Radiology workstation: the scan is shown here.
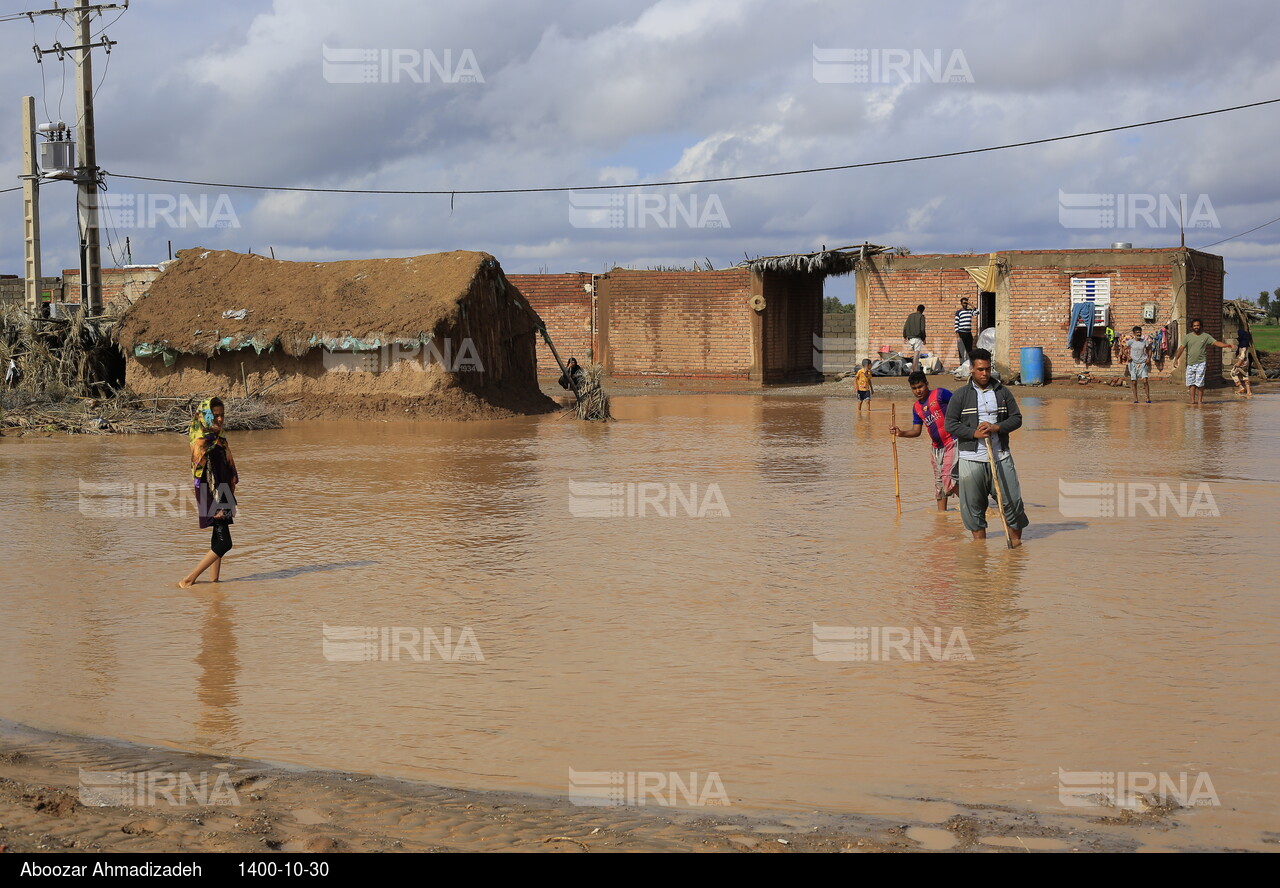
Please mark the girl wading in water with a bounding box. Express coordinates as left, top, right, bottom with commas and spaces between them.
179, 397, 239, 588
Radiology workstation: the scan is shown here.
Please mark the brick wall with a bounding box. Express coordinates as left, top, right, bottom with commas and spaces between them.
858, 249, 1221, 381
819, 311, 857, 374
507, 273, 593, 377
860, 259, 976, 366
63, 266, 162, 312
596, 268, 754, 378
1184, 250, 1227, 380
0, 276, 66, 307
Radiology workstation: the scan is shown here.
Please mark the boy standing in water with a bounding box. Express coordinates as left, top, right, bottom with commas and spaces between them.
890, 371, 958, 512
1127, 325, 1153, 403
855, 359, 874, 413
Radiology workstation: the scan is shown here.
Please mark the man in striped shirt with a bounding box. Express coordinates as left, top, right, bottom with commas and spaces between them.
954, 297, 976, 362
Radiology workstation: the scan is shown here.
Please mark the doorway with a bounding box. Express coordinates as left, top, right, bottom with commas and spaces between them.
979, 291, 996, 337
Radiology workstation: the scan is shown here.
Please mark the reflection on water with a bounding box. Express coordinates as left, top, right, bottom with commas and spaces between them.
1, 392, 1277, 847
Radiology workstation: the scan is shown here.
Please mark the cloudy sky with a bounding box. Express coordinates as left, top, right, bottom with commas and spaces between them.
2, 0, 1278, 302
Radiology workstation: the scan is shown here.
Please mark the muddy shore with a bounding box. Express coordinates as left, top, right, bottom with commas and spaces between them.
541, 373, 1270, 404
0, 721, 1231, 853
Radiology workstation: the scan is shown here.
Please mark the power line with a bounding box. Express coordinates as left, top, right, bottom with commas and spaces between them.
107, 96, 1280, 196
1197, 215, 1280, 249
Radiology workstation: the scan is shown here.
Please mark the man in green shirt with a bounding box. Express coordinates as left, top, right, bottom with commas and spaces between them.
1172, 318, 1235, 407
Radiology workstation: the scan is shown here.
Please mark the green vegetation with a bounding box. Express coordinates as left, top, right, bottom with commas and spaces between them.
823, 296, 855, 313
1250, 324, 1280, 352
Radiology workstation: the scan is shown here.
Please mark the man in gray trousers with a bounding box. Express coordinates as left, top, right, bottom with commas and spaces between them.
943, 348, 1030, 547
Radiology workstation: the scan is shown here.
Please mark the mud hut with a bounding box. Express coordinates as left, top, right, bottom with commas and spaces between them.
115, 249, 557, 419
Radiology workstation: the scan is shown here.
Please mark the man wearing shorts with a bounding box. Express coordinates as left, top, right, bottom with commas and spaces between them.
1127, 325, 1152, 403
890, 371, 957, 512
1172, 318, 1234, 407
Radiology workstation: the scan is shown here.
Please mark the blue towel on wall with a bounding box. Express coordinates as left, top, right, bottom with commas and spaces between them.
1068, 302, 1095, 344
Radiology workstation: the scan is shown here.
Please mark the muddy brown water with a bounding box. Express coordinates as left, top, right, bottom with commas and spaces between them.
2, 392, 1277, 849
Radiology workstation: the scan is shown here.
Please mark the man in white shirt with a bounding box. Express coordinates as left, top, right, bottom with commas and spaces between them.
943, 349, 1030, 547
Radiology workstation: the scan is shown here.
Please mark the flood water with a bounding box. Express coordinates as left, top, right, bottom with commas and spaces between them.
2, 391, 1277, 848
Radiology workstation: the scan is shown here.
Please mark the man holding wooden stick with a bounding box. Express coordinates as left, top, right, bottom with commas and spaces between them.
944, 349, 1029, 547
889, 371, 958, 512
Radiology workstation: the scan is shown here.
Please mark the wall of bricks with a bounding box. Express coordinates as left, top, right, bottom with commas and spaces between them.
506, 273, 594, 377
597, 268, 754, 378
0, 275, 60, 306
820, 311, 857, 374
858, 249, 1223, 381
63, 266, 163, 312
859, 259, 977, 367
1184, 251, 1227, 379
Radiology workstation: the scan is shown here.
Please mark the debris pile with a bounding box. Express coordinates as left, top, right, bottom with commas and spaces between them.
0, 392, 282, 437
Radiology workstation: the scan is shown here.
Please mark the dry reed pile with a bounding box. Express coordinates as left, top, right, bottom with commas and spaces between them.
572, 362, 612, 422
1, 392, 282, 436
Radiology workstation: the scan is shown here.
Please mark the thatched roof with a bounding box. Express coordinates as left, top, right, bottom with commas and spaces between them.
1224, 298, 1266, 324
740, 243, 893, 276
117, 248, 518, 358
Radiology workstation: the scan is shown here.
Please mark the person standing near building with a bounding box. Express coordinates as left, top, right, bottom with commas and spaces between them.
944, 349, 1029, 547
954, 297, 976, 363
1171, 318, 1235, 407
1126, 325, 1153, 404
903, 304, 927, 372
854, 358, 874, 413
889, 371, 958, 512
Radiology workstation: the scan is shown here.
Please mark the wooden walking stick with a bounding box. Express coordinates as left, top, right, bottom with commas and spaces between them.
985, 435, 1015, 549
890, 403, 901, 515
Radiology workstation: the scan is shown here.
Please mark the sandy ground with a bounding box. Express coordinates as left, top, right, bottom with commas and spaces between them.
0, 721, 1238, 854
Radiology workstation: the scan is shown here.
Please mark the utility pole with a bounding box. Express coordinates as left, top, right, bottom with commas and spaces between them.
21, 96, 41, 313
24, 0, 127, 316
74, 0, 103, 315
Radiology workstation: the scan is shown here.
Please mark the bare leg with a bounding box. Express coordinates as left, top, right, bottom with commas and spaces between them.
1131, 380, 1139, 402
1009, 528, 1023, 549
971, 528, 987, 540
937, 494, 948, 512
209, 555, 223, 582
1143, 378, 1150, 402
179, 551, 219, 588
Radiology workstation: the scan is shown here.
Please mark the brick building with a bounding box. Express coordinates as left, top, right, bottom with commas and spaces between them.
506, 273, 594, 375
513, 248, 879, 383
855, 248, 1224, 381
63, 266, 164, 312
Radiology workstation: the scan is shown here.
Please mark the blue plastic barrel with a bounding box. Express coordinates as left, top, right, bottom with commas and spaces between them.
1020, 346, 1045, 385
